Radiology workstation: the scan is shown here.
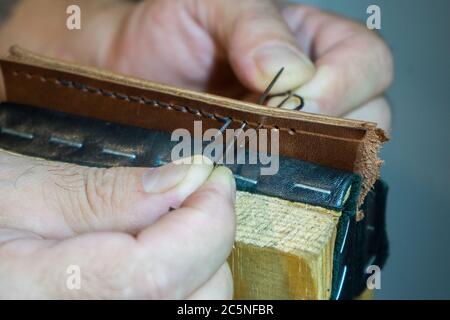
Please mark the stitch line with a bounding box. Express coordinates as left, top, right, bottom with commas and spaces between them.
49, 136, 83, 148
0, 127, 34, 139
12, 71, 299, 134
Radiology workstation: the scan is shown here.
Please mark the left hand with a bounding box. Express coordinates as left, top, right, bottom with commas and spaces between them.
0, 0, 393, 131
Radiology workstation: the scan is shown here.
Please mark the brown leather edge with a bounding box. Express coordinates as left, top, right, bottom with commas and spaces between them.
0, 46, 388, 203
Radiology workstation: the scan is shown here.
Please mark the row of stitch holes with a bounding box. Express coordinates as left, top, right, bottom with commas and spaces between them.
11, 71, 299, 135
269, 125, 295, 136
271, 125, 296, 135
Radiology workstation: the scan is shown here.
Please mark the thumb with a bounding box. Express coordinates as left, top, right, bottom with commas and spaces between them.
0, 151, 213, 238
202, 0, 315, 93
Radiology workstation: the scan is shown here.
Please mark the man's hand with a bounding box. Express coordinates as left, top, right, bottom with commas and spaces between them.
0, 153, 235, 299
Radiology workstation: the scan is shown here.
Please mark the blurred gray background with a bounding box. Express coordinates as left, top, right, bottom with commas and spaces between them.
292, 0, 450, 299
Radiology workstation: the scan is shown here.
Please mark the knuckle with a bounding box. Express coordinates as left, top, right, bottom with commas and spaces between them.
82, 167, 136, 218
51, 165, 138, 232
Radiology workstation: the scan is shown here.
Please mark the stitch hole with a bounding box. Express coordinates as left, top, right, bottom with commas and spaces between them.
269, 125, 280, 132
140, 97, 151, 105
161, 102, 173, 110
101, 89, 115, 98
187, 107, 201, 117
199, 110, 214, 119
129, 96, 142, 103
86, 86, 99, 94
204, 112, 215, 120
58, 79, 72, 87
149, 100, 159, 107
72, 82, 85, 90
115, 93, 130, 101
172, 105, 187, 113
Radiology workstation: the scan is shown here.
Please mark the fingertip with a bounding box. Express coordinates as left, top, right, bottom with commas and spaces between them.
205, 166, 236, 205
170, 155, 214, 199
295, 66, 339, 115
140, 155, 214, 217
180, 166, 236, 242
252, 43, 315, 93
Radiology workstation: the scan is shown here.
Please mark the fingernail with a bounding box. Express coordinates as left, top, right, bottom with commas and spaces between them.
142, 155, 213, 194
253, 44, 314, 92
143, 162, 190, 194
207, 167, 236, 205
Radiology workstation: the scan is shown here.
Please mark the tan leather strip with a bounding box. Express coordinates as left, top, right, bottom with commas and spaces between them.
0, 47, 387, 200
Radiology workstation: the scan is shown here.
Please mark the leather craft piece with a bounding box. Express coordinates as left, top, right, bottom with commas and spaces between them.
0, 46, 388, 204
